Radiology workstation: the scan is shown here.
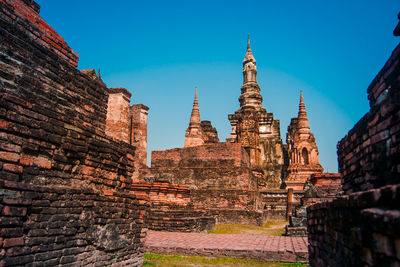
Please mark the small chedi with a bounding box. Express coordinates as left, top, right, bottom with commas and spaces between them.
184, 87, 206, 147
285, 91, 323, 190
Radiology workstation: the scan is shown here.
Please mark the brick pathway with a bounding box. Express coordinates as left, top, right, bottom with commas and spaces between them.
144, 231, 309, 262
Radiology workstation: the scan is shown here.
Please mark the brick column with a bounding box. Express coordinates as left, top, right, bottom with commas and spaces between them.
130, 104, 149, 166
105, 88, 132, 143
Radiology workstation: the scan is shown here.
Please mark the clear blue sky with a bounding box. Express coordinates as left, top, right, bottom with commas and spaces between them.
37, 0, 399, 172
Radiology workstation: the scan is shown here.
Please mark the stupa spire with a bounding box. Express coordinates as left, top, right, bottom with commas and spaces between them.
184, 87, 204, 147
189, 86, 201, 125
297, 90, 310, 133
243, 34, 256, 63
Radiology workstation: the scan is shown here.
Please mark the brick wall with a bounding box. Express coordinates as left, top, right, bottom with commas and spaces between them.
0, 0, 147, 265
0, 180, 147, 266
307, 18, 400, 266
132, 182, 215, 232
308, 173, 342, 198
151, 143, 266, 225
152, 142, 250, 169
337, 41, 400, 194
308, 184, 400, 266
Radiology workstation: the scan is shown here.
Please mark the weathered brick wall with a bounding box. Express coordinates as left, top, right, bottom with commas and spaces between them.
308, 19, 400, 266
261, 190, 304, 221
337, 42, 400, 194
308, 173, 342, 198
151, 143, 266, 225
151, 143, 256, 189
308, 184, 400, 266
0, 180, 147, 266
152, 142, 250, 169
132, 182, 215, 232
190, 189, 265, 225
0, 0, 147, 265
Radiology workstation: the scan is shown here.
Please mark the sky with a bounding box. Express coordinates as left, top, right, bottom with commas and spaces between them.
36, 0, 399, 172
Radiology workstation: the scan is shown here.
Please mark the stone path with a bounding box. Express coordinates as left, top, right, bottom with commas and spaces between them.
144, 231, 309, 263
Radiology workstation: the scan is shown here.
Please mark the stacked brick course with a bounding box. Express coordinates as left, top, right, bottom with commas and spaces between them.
0, 0, 147, 265
151, 143, 266, 225
0, 180, 147, 266
132, 181, 215, 232
307, 17, 400, 266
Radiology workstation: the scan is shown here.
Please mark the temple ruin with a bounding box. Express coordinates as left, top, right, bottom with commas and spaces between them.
285, 91, 324, 190
2, 0, 398, 266
150, 34, 334, 227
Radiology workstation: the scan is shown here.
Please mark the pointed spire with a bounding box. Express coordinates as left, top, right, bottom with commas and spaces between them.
184, 87, 204, 147
297, 90, 310, 133
243, 34, 256, 63
299, 90, 305, 114
189, 86, 201, 125
97, 67, 101, 79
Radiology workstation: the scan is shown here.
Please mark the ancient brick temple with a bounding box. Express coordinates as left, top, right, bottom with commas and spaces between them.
307, 15, 400, 266
285, 91, 323, 190
150, 36, 335, 225
227, 36, 285, 189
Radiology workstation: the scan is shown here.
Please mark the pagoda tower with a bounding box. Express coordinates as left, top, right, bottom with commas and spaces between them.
184, 87, 205, 147
285, 91, 323, 190
227, 35, 285, 189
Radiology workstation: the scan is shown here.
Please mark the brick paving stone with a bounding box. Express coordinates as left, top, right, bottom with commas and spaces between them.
144, 231, 309, 263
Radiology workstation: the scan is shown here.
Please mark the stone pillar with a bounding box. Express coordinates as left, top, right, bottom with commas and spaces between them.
106, 88, 131, 143
130, 104, 149, 167
286, 188, 294, 220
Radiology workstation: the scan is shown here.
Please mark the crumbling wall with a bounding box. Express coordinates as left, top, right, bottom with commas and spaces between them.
260, 189, 303, 221
307, 19, 400, 266
308, 184, 400, 266
132, 182, 215, 232
286, 173, 341, 237
200, 120, 219, 144
0, 0, 147, 265
151, 143, 266, 225
337, 41, 400, 194
0, 180, 147, 266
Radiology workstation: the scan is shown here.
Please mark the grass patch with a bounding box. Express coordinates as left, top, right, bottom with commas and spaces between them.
144, 253, 308, 267
208, 221, 287, 236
